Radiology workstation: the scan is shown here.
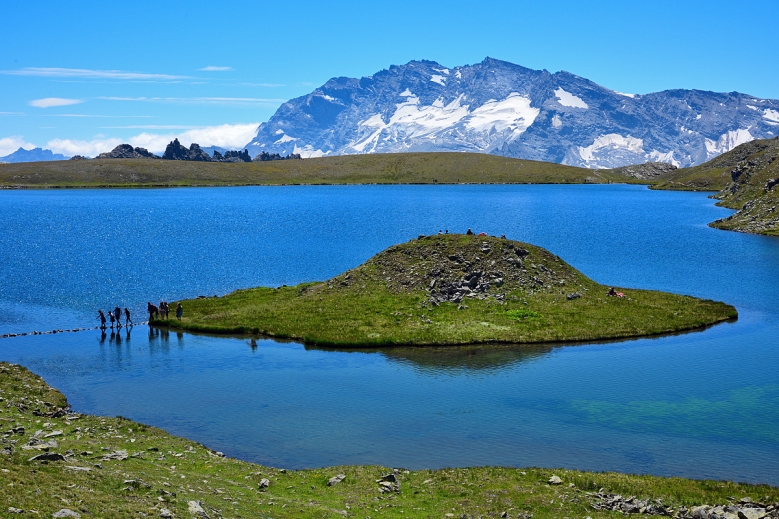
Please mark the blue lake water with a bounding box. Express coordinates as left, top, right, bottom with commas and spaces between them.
1, 185, 778, 485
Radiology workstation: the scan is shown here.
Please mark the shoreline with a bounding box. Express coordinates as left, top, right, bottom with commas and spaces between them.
1, 361, 777, 518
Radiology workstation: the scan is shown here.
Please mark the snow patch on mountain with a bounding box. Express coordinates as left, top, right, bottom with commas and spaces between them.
764, 109, 779, 123
293, 144, 326, 158
275, 134, 297, 144
551, 114, 563, 128
555, 88, 588, 109
705, 129, 754, 158
578, 134, 643, 163
615, 91, 636, 98
431, 75, 447, 86
465, 93, 539, 138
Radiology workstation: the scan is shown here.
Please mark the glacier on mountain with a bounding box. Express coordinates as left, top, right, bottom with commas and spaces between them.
244, 57, 779, 168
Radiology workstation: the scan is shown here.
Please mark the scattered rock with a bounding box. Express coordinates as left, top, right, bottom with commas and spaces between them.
28, 452, 66, 462
101, 449, 128, 460
52, 510, 80, 518
327, 474, 346, 486
376, 473, 400, 493
8, 507, 24, 514
258, 478, 270, 490
187, 501, 209, 519
548, 475, 562, 485
159, 509, 174, 518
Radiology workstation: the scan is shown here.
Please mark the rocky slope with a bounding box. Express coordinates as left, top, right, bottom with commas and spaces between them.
245, 57, 779, 168
708, 137, 779, 235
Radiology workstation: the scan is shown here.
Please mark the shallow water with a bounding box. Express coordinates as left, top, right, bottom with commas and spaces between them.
1, 185, 777, 484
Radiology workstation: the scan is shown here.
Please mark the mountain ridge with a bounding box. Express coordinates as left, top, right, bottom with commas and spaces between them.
245, 57, 779, 168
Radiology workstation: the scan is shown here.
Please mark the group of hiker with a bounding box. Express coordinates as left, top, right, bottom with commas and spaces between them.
97, 301, 183, 330
147, 301, 183, 321
97, 307, 132, 330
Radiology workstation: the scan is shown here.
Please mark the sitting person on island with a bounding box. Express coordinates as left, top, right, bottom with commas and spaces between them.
607, 287, 626, 298
466, 228, 474, 235
176, 302, 183, 320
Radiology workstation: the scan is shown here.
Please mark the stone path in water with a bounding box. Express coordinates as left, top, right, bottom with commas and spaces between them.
1, 323, 151, 339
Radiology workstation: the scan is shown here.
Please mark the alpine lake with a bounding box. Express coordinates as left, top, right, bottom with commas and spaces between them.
1, 184, 777, 485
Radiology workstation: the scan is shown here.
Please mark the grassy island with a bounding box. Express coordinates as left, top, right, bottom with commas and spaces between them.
158, 234, 736, 346
2, 363, 777, 519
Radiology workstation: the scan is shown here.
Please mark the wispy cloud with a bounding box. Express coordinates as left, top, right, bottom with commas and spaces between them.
3, 67, 190, 81
46, 123, 260, 157
49, 114, 154, 118
30, 97, 83, 108
0, 111, 25, 116
199, 66, 233, 71
0, 136, 37, 156
240, 82, 285, 87
99, 125, 200, 130
99, 96, 285, 105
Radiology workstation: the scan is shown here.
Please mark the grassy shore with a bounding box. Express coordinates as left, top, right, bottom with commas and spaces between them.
2, 362, 777, 519
0, 152, 642, 188
158, 235, 736, 346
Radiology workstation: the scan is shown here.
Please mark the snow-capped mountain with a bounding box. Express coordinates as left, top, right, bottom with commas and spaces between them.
245, 57, 779, 168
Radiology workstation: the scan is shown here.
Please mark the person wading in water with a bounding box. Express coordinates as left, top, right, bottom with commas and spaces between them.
124, 307, 132, 326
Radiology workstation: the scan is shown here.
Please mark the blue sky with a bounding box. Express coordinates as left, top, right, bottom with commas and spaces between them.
1, 0, 777, 156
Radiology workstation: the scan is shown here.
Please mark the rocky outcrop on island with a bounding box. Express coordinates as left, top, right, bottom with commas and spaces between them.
212, 149, 252, 162
97, 144, 159, 159
69, 155, 90, 161
327, 234, 591, 308
161, 139, 211, 161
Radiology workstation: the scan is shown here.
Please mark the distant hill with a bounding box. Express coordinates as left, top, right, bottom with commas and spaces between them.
245, 57, 779, 169
0, 147, 67, 163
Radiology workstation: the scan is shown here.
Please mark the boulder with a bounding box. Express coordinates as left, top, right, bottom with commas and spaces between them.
548, 475, 562, 485
52, 510, 80, 518
328, 474, 346, 486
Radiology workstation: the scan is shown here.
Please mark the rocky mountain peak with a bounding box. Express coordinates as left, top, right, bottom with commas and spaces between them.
244, 58, 779, 169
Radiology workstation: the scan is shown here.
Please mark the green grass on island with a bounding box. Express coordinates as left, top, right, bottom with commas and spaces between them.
0, 152, 643, 188
2, 363, 778, 519
158, 234, 736, 346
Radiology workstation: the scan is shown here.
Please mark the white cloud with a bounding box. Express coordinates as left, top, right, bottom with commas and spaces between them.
47, 137, 123, 157
0, 136, 36, 156
30, 97, 84, 108
45, 123, 260, 157
199, 66, 233, 71
3, 67, 189, 81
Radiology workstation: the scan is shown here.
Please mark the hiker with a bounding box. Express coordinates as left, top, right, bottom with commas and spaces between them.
97, 310, 107, 329
124, 307, 132, 326
160, 301, 169, 320
176, 302, 183, 320
113, 307, 122, 329
147, 302, 159, 321
466, 228, 474, 235
108, 310, 115, 329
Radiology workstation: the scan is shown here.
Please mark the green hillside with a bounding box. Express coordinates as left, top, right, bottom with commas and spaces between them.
0, 152, 646, 188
